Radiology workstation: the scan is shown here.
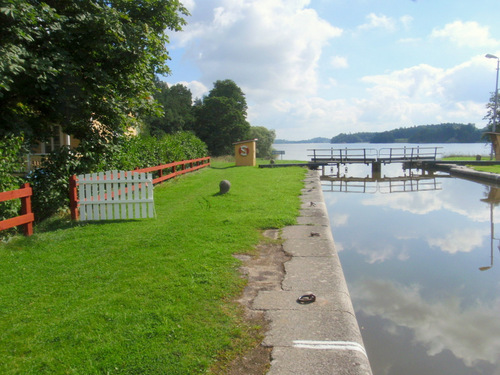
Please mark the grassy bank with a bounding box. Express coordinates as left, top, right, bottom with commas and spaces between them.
442, 155, 500, 174
468, 165, 500, 173
0, 161, 306, 374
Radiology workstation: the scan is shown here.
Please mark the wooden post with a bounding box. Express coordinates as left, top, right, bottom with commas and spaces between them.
372, 161, 382, 178
69, 175, 79, 221
20, 183, 33, 236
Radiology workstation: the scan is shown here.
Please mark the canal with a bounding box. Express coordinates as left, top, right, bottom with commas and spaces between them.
274, 143, 500, 375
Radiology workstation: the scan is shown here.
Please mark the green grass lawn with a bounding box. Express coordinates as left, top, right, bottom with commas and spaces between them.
469, 165, 500, 173
0, 161, 306, 374
441, 156, 489, 161
442, 155, 500, 174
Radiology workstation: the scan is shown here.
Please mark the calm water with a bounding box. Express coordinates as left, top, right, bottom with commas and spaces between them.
275, 143, 500, 375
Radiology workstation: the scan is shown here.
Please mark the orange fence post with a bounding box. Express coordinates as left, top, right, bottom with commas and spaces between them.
0, 183, 34, 236
20, 183, 33, 236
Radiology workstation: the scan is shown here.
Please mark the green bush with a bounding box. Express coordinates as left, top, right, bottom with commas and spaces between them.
0, 134, 27, 239
110, 131, 208, 170
26, 132, 208, 222
26, 147, 81, 222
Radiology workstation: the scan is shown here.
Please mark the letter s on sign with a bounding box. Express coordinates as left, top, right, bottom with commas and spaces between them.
239, 145, 249, 156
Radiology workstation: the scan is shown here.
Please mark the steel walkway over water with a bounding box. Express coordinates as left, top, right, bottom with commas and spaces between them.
308, 146, 441, 175
309, 146, 441, 164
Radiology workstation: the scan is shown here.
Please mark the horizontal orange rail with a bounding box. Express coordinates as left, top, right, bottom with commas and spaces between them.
0, 183, 34, 236
133, 157, 211, 185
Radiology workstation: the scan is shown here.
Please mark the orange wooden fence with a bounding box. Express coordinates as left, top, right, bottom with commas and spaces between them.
69, 157, 210, 220
0, 183, 34, 236
133, 157, 211, 184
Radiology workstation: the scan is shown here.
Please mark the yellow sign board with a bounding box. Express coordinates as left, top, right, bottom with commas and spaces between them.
233, 139, 257, 166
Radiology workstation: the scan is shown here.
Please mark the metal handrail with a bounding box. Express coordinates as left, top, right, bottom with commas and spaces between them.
309, 147, 441, 163
378, 147, 442, 162
308, 148, 378, 163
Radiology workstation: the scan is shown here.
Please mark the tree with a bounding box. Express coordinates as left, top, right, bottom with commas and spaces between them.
193, 80, 250, 156
484, 92, 500, 133
207, 79, 248, 116
0, 0, 189, 142
371, 131, 395, 143
194, 97, 250, 156
248, 126, 276, 159
147, 80, 195, 136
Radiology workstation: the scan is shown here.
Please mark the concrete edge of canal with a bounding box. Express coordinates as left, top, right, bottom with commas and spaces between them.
430, 163, 500, 185
254, 169, 373, 375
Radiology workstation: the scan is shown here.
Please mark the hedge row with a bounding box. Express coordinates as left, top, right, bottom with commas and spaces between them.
0, 135, 27, 239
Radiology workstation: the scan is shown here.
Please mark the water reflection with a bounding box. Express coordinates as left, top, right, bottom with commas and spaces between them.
322, 172, 443, 194
322, 165, 500, 375
480, 188, 500, 271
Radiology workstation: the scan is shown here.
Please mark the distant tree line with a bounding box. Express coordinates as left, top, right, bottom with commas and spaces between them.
330, 123, 486, 144
274, 137, 331, 144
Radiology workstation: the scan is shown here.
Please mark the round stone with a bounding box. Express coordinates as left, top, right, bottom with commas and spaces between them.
219, 180, 231, 194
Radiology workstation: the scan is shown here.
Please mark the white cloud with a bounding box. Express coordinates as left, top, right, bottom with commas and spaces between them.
358, 244, 396, 264
334, 242, 344, 252
248, 96, 362, 137
363, 190, 445, 215
431, 21, 500, 48
330, 56, 349, 69
400, 15, 413, 30
169, 80, 209, 100
362, 183, 490, 221
181, 0, 196, 12
361, 64, 445, 101
352, 279, 500, 367
353, 56, 494, 131
331, 212, 348, 227
359, 13, 396, 32
173, 0, 342, 100
427, 227, 489, 254
251, 52, 492, 139
166, 2, 499, 140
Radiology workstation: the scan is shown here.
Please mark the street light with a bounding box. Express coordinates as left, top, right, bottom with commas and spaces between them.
486, 54, 499, 132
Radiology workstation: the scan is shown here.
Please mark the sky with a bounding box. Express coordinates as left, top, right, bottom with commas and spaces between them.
163, 0, 500, 141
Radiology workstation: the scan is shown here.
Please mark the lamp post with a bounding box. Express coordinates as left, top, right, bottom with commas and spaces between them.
486, 54, 499, 132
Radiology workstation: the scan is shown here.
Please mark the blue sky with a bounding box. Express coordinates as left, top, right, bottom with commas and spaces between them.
163, 0, 500, 140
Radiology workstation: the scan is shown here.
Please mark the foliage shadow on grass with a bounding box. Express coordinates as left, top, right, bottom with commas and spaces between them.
210, 165, 239, 170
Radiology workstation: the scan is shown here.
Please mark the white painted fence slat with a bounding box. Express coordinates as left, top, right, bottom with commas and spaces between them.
134, 172, 140, 218
147, 180, 154, 218
120, 172, 127, 220
99, 171, 106, 220
112, 170, 120, 219
106, 170, 113, 219
141, 175, 147, 218
76, 171, 154, 221
125, 174, 134, 217
84, 173, 93, 221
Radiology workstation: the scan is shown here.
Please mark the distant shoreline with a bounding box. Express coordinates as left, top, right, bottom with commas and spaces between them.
276, 123, 486, 145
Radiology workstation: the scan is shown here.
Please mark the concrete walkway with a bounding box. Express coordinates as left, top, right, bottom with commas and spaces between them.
430, 163, 500, 185
254, 169, 373, 375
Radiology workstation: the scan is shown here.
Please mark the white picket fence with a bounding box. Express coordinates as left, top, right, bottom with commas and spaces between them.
76, 170, 155, 221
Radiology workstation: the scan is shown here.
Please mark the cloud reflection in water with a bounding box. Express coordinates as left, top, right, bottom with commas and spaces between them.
352, 279, 500, 368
